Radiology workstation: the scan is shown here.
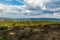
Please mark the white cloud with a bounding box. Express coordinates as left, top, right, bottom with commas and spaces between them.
53, 12, 60, 17
0, 0, 60, 18
24, 0, 51, 10
0, 4, 26, 18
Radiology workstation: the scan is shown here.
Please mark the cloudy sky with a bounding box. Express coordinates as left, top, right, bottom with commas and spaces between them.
0, 0, 60, 18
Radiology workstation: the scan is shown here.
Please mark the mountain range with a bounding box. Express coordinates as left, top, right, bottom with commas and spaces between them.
0, 17, 60, 21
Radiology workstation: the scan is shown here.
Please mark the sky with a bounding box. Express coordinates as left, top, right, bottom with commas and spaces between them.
0, 0, 60, 18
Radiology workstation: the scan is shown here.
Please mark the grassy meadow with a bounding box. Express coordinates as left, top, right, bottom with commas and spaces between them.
0, 19, 60, 40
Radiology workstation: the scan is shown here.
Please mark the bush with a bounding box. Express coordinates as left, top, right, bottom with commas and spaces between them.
0, 26, 8, 30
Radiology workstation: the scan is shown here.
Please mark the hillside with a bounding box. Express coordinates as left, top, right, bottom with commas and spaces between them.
0, 20, 60, 40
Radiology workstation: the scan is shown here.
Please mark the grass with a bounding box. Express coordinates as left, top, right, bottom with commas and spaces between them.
0, 20, 60, 40
0, 20, 60, 28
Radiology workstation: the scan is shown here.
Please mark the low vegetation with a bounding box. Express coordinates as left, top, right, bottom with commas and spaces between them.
0, 19, 60, 40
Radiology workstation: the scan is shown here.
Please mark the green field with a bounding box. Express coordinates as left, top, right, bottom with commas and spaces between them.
0, 20, 60, 40
0, 20, 60, 27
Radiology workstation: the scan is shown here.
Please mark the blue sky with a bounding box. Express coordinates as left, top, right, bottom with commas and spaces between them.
0, 0, 24, 5
0, 0, 60, 18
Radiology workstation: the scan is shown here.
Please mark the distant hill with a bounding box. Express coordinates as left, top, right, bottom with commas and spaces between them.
0, 17, 60, 21
16, 18, 60, 21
